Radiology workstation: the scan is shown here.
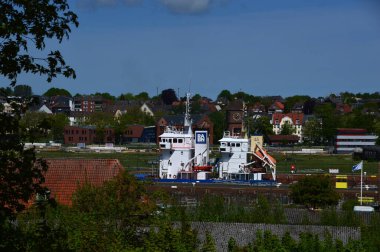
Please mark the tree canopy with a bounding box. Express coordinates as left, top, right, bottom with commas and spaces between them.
0, 0, 78, 223
0, 104, 48, 222
43, 87, 72, 97
290, 175, 340, 209
0, 0, 78, 86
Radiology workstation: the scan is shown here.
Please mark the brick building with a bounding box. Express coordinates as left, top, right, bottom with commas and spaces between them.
64, 125, 115, 145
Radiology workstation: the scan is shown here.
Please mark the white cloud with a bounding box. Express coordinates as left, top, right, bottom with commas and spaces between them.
160, 0, 212, 14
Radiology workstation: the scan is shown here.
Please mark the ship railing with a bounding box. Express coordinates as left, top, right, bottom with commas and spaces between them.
223, 131, 241, 138
164, 126, 184, 134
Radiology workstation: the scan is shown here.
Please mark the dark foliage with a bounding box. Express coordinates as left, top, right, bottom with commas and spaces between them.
0, 0, 79, 86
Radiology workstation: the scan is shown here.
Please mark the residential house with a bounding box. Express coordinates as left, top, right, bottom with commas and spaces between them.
49, 95, 73, 115
291, 102, 304, 114
268, 101, 284, 115
335, 103, 352, 114
38, 104, 53, 114
271, 112, 304, 142
68, 111, 91, 126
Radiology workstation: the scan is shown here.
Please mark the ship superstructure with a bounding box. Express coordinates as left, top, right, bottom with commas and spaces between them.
218, 102, 277, 181
158, 93, 211, 180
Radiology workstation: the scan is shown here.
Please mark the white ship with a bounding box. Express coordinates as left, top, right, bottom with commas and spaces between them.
217, 102, 277, 181
158, 95, 276, 182
217, 131, 276, 181
158, 93, 212, 180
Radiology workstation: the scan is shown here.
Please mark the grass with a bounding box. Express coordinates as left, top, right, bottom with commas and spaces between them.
37, 149, 379, 175
272, 152, 379, 175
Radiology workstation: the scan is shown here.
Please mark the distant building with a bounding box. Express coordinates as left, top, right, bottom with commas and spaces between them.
64, 125, 115, 145
225, 100, 244, 136
334, 128, 378, 154
74, 95, 111, 112
268, 135, 300, 146
268, 101, 284, 115
49, 95, 73, 114
122, 125, 156, 143
271, 113, 304, 142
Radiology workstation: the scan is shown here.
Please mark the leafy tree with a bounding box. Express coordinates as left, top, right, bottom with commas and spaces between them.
0, 104, 48, 223
281, 232, 297, 251
201, 231, 216, 252
290, 175, 340, 209
280, 121, 295, 135
314, 103, 339, 144
13, 84, 32, 97
0, 86, 13, 96
217, 89, 232, 103
19, 111, 52, 142
93, 92, 115, 101
374, 121, 380, 145
135, 91, 150, 101
250, 116, 273, 137
303, 118, 322, 145
284, 95, 310, 113
1, 0, 77, 246
118, 92, 135, 101
161, 89, 178, 105
72, 171, 156, 246
50, 113, 69, 142
1, 0, 78, 86
209, 111, 226, 144
43, 87, 72, 97
227, 237, 237, 252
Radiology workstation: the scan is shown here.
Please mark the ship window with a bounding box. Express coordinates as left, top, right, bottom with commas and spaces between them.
221, 142, 226, 146
231, 143, 235, 147
227, 143, 230, 146
181, 151, 183, 155
236, 143, 241, 147
178, 138, 183, 143
173, 138, 177, 143
169, 139, 172, 143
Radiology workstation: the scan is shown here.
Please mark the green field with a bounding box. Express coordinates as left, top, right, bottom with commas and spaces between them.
272, 152, 379, 175
37, 150, 379, 175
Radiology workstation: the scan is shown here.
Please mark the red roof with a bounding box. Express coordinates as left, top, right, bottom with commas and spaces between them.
272, 112, 304, 125
43, 159, 123, 205
274, 101, 284, 110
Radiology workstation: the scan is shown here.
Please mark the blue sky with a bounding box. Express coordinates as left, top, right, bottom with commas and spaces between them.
2, 0, 380, 99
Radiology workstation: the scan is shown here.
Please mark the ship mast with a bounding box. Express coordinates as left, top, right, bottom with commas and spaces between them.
241, 101, 248, 139
184, 93, 192, 134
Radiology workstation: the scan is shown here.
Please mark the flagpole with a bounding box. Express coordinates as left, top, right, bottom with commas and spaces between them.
360, 160, 363, 206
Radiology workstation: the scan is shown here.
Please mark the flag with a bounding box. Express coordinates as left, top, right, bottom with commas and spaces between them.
352, 161, 363, 172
